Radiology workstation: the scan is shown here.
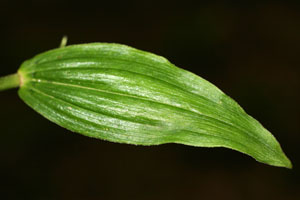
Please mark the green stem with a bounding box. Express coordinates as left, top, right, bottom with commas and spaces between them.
0, 73, 20, 92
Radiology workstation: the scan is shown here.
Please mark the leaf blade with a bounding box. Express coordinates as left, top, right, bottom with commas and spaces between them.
18, 43, 292, 168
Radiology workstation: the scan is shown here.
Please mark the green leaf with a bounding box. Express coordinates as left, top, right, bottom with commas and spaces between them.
14, 43, 291, 168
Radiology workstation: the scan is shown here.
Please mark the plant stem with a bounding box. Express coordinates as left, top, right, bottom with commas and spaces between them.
0, 73, 20, 92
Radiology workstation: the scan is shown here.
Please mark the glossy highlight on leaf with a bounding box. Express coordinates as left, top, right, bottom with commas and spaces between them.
14, 43, 291, 168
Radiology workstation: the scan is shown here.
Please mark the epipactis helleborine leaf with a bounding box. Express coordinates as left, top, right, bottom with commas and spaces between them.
2, 43, 292, 168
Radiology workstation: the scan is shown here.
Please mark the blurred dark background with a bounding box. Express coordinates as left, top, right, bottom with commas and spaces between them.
0, 0, 299, 199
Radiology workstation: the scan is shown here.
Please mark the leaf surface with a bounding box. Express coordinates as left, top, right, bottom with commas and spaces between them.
18, 43, 292, 168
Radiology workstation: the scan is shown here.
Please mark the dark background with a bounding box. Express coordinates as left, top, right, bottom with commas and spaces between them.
0, 0, 299, 199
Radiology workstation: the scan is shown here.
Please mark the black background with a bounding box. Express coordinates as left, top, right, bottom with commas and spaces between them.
0, 0, 299, 199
